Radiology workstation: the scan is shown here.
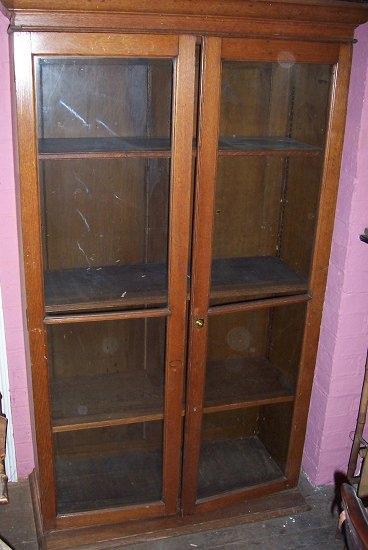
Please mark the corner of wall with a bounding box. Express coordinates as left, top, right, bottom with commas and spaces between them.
0, 12, 35, 479
303, 21, 368, 486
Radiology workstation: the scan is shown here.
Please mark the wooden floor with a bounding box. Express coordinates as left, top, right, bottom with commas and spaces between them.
0, 475, 344, 549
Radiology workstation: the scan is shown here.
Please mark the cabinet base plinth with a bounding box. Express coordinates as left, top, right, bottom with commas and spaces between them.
29, 471, 309, 550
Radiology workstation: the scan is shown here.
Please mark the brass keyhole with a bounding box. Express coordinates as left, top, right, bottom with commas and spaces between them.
195, 318, 205, 328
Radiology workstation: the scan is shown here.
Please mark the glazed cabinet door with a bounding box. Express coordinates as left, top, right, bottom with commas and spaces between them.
13, 32, 196, 529
183, 36, 345, 513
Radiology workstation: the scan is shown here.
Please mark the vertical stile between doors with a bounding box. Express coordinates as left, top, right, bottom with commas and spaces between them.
163, 34, 197, 515
182, 37, 222, 514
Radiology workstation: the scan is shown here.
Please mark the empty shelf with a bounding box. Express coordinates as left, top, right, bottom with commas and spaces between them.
51, 370, 164, 433
44, 256, 308, 314
218, 136, 321, 156
198, 436, 284, 499
55, 425, 163, 514
38, 137, 171, 159
204, 356, 294, 413
52, 356, 294, 434
44, 262, 167, 314
38, 136, 320, 159
210, 256, 308, 305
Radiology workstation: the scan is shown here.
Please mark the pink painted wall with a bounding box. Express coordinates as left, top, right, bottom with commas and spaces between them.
0, 8, 368, 484
0, 12, 34, 478
303, 22, 368, 485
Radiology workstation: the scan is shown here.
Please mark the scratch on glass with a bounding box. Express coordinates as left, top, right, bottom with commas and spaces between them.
76, 209, 91, 231
73, 172, 90, 194
96, 119, 118, 136
76, 241, 92, 266
59, 100, 90, 127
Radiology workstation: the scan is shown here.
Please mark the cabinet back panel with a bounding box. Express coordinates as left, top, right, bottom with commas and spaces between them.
49, 319, 145, 378
214, 157, 284, 259
202, 409, 260, 442
220, 62, 273, 137
268, 302, 307, 388
281, 157, 325, 277
258, 402, 294, 472
289, 64, 332, 148
42, 158, 147, 270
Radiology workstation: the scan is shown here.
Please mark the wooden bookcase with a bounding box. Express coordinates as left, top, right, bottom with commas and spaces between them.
4, 0, 368, 545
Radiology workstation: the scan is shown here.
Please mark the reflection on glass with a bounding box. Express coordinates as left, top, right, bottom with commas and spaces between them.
204, 303, 306, 409
211, 62, 332, 306
55, 421, 163, 513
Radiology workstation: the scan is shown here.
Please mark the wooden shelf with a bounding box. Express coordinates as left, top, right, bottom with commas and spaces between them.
44, 262, 167, 314
210, 256, 307, 305
38, 137, 172, 159
51, 370, 164, 433
38, 136, 320, 160
198, 436, 284, 499
44, 256, 307, 314
204, 357, 294, 414
218, 136, 321, 156
56, 434, 283, 514
51, 356, 294, 433
55, 432, 163, 514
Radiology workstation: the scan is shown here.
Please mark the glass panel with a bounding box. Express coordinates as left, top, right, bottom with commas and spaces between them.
198, 302, 306, 499
204, 303, 306, 409
55, 421, 163, 513
198, 404, 292, 499
40, 158, 170, 313
211, 61, 332, 305
48, 317, 166, 427
36, 58, 173, 313
37, 58, 172, 146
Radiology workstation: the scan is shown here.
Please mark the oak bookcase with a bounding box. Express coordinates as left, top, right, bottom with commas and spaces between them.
3, 0, 368, 546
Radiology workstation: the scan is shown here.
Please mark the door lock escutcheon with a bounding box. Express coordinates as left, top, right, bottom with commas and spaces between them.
195, 318, 205, 328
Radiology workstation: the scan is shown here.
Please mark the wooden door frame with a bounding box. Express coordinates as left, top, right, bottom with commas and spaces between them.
182, 35, 350, 515
12, 30, 196, 530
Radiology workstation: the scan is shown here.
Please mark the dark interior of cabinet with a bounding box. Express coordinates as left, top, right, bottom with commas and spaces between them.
198, 402, 293, 499
36, 55, 330, 512
37, 58, 174, 314
37, 57, 331, 315
48, 303, 306, 432
48, 317, 166, 428
197, 302, 305, 498
49, 302, 305, 510
210, 61, 332, 306
54, 421, 164, 514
